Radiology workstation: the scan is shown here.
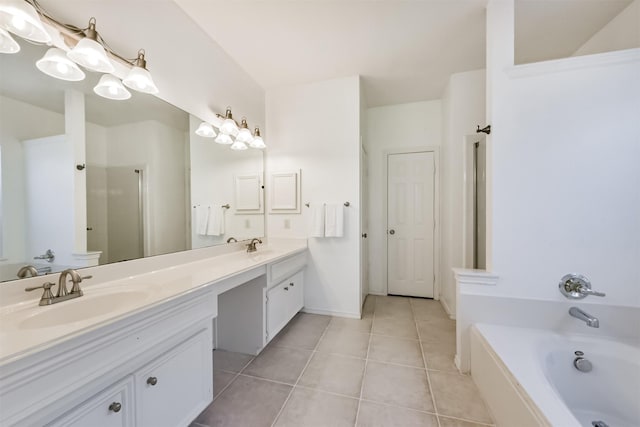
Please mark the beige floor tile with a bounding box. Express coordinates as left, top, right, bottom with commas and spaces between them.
243, 345, 312, 384
368, 335, 424, 368
274, 387, 359, 427
329, 316, 373, 333
213, 370, 236, 398
375, 296, 413, 319
316, 328, 370, 358
410, 298, 449, 320
372, 316, 419, 339
363, 295, 376, 316
362, 361, 434, 412
438, 415, 494, 427
417, 318, 456, 345
357, 400, 438, 427
270, 313, 330, 350
212, 349, 254, 373
196, 375, 291, 427
429, 371, 493, 424
421, 340, 457, 373
298, 353, 366, 397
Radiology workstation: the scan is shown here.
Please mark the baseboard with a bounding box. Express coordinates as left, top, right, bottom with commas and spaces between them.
368, 292, 387, 296
301, 307, 361, 319
454, 354, 463, 373
440, 298, 456, 320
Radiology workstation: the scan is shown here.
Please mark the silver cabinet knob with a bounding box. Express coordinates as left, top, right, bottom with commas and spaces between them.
147, 376, 158, 386
109, 402, 122, 413
389, 229, 395, 235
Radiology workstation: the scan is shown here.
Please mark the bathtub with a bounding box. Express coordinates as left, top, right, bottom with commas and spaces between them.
470, 323, 640, 427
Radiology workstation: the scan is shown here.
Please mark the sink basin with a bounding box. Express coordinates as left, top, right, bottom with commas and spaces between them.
19, 290, 150, 330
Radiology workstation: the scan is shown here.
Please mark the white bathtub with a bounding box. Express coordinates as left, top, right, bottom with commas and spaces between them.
470, 323, 640, 427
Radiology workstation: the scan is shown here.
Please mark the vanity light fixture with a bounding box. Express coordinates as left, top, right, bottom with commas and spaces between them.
220, 107, 239, 136
36, 47, 86, 81
230, 139, 248, 151
0, 0, 51, 43
0, 27, 19, 53
123, 49, 159, 94
67, 17, 114, 73
93, 74, 131, 100
195, 121, 217, 138
250, 127, 266, 149
215, 133, 233, 145
236, 117, 254, 144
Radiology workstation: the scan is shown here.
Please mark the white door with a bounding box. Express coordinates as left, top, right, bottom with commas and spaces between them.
387, 152, 435, 298
360, 144, 369, 307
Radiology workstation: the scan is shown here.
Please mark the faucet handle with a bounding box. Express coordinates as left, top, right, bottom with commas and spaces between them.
70, 275, 92, 294
559, 274, 605, 299
578, 286, 605, 297
25, 282, 56, 302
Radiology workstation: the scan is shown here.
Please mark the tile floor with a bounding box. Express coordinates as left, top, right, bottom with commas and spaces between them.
192, 295, 494, 427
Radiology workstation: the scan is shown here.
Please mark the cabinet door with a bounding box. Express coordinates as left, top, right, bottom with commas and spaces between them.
136, 329, 213, 427
47, 377, 134, 427
267, 271, 304, 341
286, 270, 304, 315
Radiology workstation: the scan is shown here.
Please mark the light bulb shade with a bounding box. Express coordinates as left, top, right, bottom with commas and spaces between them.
250, 136, 266, 149
93, 74, 131, 100
0, 27, 19, 53
230, 140, 248, 151
36, 48, 85, 81
195, 122, 216, 138
236, 127, 254, 144
67, 36, 114, 73
0, 0, 51, 43
123, 65, 159, 94
215, 133, 233, 145
210, 115, 223, 129
220, 118, 238, 135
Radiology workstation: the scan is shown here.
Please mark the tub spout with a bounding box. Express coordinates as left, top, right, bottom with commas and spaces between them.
569, 306, 599, 328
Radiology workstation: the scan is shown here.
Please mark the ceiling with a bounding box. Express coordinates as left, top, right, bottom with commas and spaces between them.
175, 0, 632, 107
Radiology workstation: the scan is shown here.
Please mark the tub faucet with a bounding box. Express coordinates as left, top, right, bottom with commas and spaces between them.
569, 306, 599, 328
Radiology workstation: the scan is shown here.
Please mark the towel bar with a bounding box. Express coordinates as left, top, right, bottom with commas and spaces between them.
305, 202, 350, 207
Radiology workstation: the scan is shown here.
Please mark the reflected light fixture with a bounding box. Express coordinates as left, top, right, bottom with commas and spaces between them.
36, 47, 85, 81
0, 0, 51, 43
123, 49, 158, 94
236, 118, 254, 144
215, 133, 233, 145
93, 74, 131, 100
220, 107, 239, 135
250, 127, 266, 149
195, 122, 216, 138
0, 27, 19, 53
230, 139, 248, 151
67, 17, 114, 73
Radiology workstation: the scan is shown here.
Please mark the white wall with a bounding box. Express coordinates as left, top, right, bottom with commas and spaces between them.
573, 0, 640, 57
485, 0, 640, 307
266, 76, 362, 317
440, 70, 486, 316
364, 101, 442, 296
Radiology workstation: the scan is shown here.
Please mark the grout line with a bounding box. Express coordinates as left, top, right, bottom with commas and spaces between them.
211, 352, 255, 402
354, 295, 375, 427
269, 316, 333, 427
359, 397, 439, 417
437, 414, 496, 426
239, 372, 297, 387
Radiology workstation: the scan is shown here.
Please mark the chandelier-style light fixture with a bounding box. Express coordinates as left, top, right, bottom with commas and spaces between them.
194, 107, 266, 150
0, 0, 159, 101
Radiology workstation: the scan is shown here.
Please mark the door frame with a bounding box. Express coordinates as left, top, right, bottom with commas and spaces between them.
383, 146, 440, 299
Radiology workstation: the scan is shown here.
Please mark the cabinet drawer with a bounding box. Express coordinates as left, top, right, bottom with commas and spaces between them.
135, 329, 213, 427
266, 271, 304, 341
47, 377, 134, 427
268, 252, 306, 285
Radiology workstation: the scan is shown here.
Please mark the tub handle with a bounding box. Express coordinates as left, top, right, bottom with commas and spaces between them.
559, 274, 606, 299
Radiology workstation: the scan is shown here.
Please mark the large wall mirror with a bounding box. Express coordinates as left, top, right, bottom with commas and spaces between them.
0, 39, 264, 283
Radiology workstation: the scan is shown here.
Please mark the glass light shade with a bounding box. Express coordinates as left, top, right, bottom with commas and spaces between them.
236, 127, 254, 144
214, 133, 233, 145
0, 28, 19, 53
93, 74, 131, 100
210, 115, 223, 129
36, 48, 85, 81
0, 0, 51, 43
250, 135, 266, 149
195, 122, 216, 138
123, 65, 159, 94
220, 118, 238, 135
230, 140, 248, 151
67, 37, 114, 73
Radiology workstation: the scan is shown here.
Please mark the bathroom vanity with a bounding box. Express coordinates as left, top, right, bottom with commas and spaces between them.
0, 240, 307, 427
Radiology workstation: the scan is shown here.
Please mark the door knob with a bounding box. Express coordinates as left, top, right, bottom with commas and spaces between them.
362, 233, 367, 238
109, 402, 122, 413
389, 229, 395, 235
147, 376, 158, 386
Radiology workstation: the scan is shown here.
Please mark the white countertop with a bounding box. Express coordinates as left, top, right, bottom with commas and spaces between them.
0, 240, 307, 366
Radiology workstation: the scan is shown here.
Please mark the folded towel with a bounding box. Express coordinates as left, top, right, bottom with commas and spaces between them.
195, 205, 209, 235
324, 204, 344, 237
206, 206, 225, 236
310, 204, 325, 237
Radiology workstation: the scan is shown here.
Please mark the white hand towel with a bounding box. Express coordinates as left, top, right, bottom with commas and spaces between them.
324, 204, 344, 237
310, 204, 325, 237
195, 205, 209, 235
206, 206, 225, 236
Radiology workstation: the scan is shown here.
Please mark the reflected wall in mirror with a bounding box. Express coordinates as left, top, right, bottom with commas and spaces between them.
0, 39, 264, 283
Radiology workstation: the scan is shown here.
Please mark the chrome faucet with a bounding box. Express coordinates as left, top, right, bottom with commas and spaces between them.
17, 265, 39, 279
34, 249, 55, 263
25, 269, 92, 306
246, 238, 263, 253
559, 274, 605, 299
569, 306, 599, 328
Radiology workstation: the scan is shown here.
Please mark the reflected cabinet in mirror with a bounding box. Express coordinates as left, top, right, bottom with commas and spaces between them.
0, 39, 264, 283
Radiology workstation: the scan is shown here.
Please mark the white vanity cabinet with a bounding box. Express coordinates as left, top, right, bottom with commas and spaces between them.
265, 252, 306, 342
